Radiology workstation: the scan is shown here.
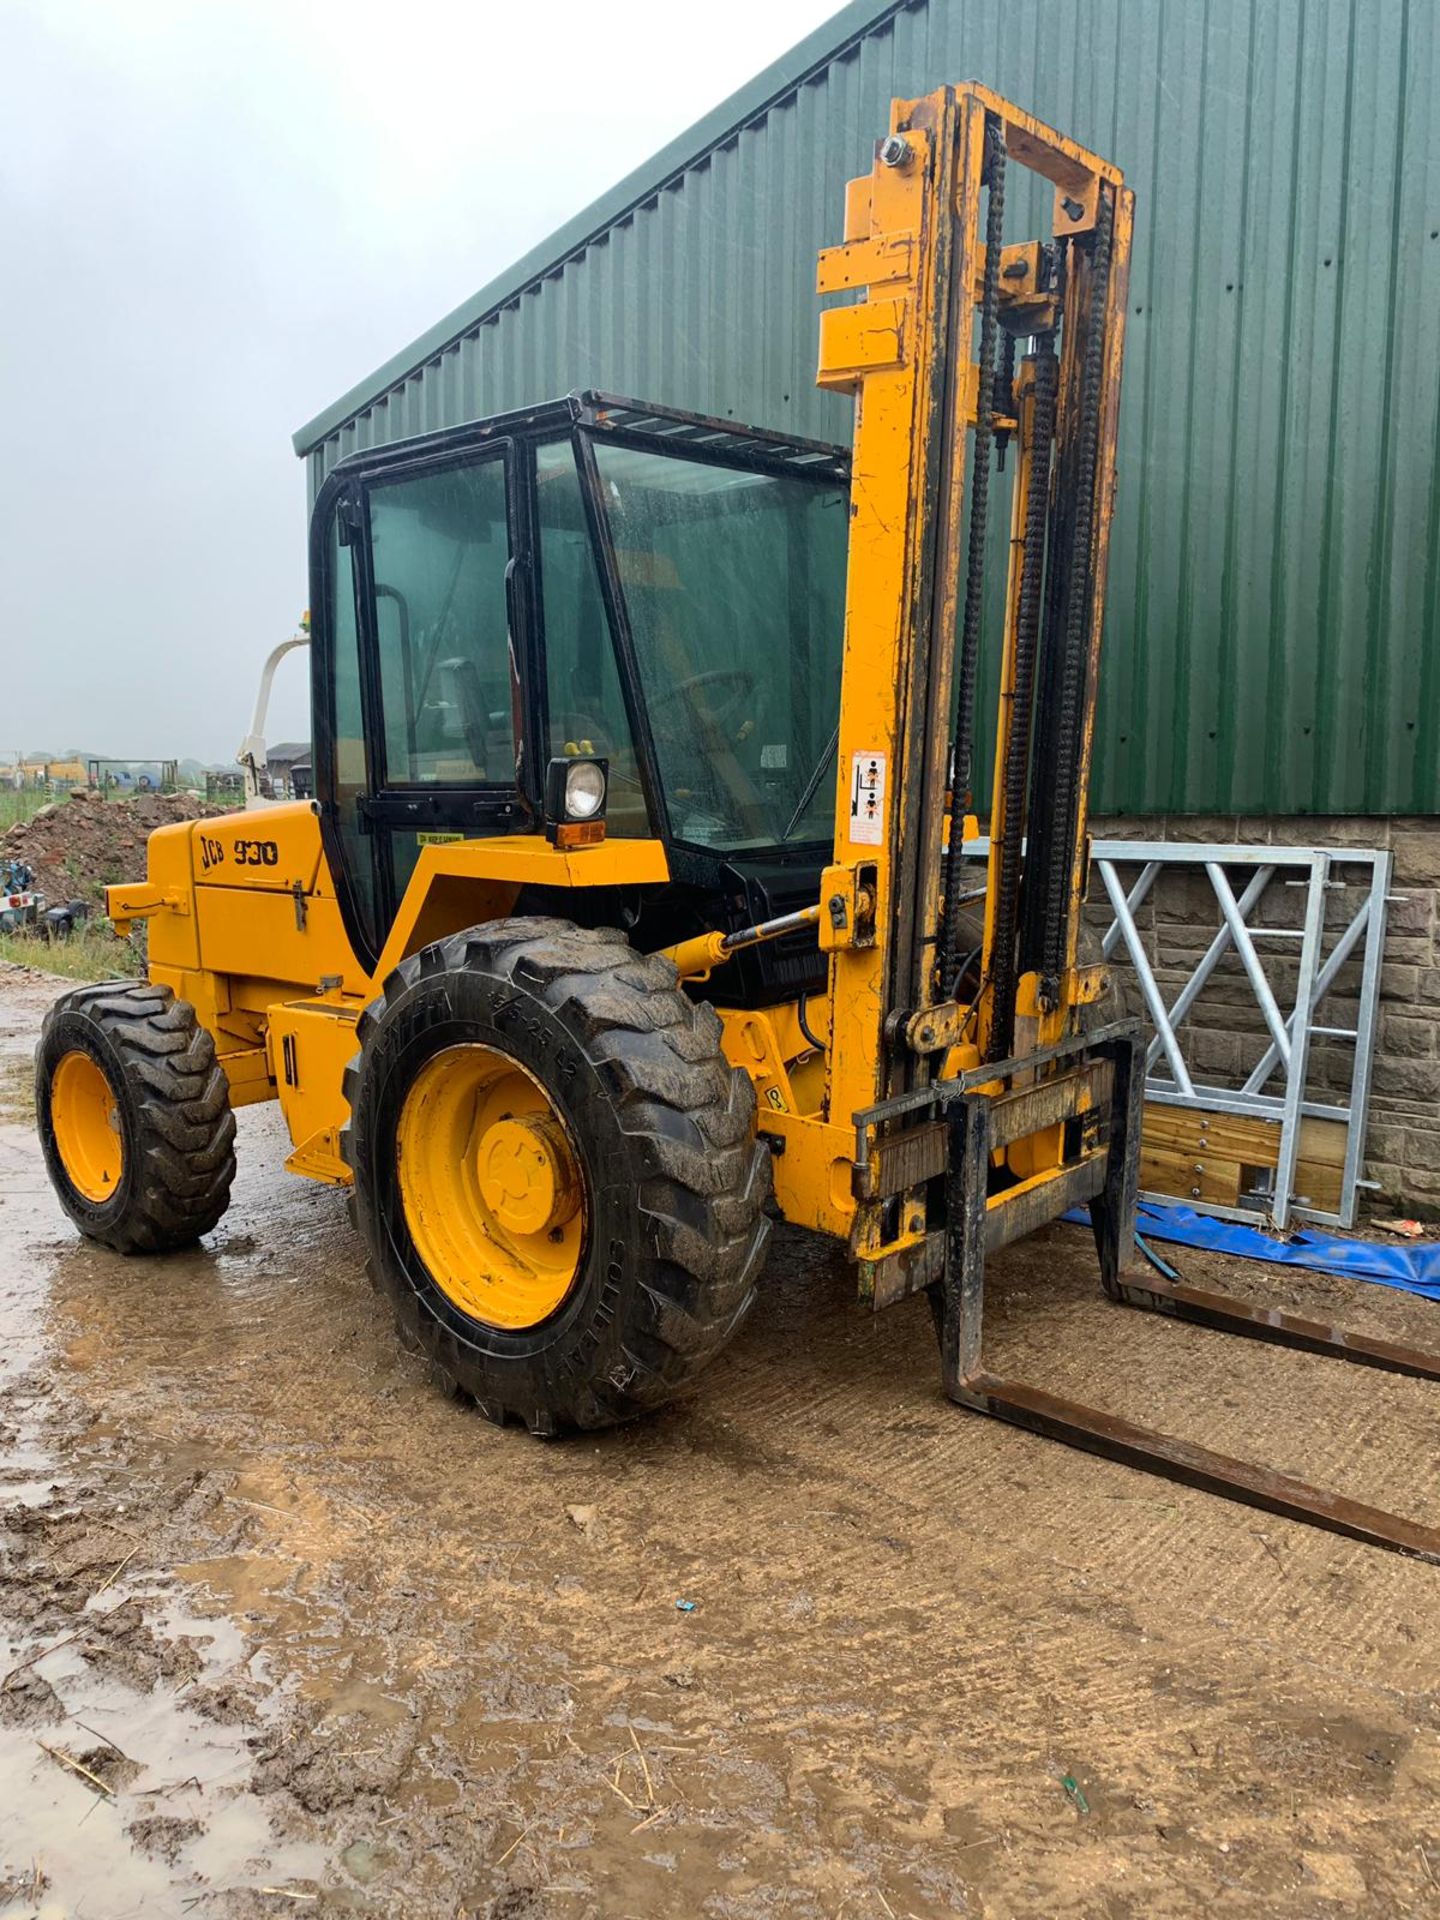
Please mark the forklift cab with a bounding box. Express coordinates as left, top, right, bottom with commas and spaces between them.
309, 395, 850, 1000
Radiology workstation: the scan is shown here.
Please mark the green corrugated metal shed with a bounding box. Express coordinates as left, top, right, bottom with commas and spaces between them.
294, 0, 1440, 817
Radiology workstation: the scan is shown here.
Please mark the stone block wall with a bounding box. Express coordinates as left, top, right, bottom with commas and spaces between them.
1085, 814, 1440, 1218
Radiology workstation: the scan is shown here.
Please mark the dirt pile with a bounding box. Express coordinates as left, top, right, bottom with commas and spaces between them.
2, 790, 225, 907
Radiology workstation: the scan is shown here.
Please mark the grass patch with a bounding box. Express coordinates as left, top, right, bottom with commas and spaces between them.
0, 1054, 35, 1125
0, 922, 142, 982
0, 788, 68, 832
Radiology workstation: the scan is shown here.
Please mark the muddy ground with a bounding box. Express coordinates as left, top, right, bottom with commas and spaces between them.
3, 962, 1440, 1919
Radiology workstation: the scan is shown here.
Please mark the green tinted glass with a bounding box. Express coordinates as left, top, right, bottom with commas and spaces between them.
368, 457, 514, 785
535, 441, 650, 836
328, 516, 376, 944
592, 442, 847, 851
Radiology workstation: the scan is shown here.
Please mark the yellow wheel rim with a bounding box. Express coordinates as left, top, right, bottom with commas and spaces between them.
395, 1043, 587, 1331
51, 1049, 124, 1203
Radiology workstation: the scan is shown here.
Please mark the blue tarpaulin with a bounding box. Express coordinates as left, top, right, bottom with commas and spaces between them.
1066, 1201, 1440, 1302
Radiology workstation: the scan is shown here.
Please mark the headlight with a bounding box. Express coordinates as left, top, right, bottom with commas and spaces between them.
544, 756, 609, 847
564, 760, 607, 820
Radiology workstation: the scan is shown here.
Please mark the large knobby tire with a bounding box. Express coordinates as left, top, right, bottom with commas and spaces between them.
36, 981, 237, 1253
342, 917, 771, 1434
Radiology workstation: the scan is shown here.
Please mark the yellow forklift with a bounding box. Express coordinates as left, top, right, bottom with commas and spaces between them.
35, 86, 1440, 1559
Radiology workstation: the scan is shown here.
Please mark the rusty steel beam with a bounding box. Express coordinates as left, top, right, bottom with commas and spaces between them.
1112, 1275, 1440, 1383
955, 1371, 1440, 1565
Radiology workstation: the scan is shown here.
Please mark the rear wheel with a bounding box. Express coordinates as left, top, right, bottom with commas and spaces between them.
343, 917, 771, 1433
36, 982, 236, 1253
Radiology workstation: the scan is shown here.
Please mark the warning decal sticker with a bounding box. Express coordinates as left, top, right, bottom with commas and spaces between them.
848, 749, 887, 846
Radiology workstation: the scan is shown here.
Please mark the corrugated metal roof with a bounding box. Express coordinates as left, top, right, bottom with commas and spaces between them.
295, 0, 1440, 817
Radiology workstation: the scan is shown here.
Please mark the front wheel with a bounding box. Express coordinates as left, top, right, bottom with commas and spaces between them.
342, 918, 771, 1434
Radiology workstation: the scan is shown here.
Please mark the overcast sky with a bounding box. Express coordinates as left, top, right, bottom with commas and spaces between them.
1, 0, 842, 766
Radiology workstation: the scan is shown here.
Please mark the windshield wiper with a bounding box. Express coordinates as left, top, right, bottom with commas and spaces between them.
781, 724, 838, 842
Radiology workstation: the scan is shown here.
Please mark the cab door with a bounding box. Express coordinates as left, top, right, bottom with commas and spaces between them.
314, 441, 535, 968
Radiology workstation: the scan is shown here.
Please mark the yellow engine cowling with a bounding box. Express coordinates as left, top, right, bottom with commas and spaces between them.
106, 803, 367, 1111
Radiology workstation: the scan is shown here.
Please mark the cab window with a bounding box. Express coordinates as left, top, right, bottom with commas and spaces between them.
535, 440, 650, 836
367, 456, 515, 786
591, 442, 847, 851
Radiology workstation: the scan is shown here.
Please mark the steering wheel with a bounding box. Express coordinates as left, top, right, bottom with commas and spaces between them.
648, 669, 755, 734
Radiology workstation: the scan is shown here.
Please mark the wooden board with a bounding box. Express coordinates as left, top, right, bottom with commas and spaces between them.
1140, 1103, 1348, 1215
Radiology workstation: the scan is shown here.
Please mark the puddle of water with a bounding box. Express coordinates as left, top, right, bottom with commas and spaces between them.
0, 1582, 332, 1916
0, 1074, 336, 1914
0, 1673, 330, 1915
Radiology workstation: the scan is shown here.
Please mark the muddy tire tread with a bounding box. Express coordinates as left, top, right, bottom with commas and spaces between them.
343, 917, 770, 1434
37, 981, 236, 1255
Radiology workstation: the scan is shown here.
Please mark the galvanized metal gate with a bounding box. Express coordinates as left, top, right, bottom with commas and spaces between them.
1092, 840, 1391, 1230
